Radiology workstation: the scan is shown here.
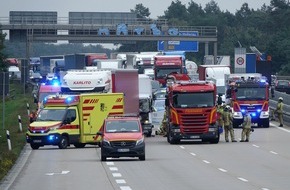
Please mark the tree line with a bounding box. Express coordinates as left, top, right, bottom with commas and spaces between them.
1, 0, 290, 75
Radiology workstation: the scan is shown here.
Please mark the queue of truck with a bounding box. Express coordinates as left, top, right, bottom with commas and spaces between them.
26, 50, 274, 152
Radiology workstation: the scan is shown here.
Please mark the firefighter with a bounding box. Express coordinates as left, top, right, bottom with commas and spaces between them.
275, 97, 284, 127
240, 110, 252, 142
216, 104, 224, 134
157, 110, 167, 136
222, 105, 237, 142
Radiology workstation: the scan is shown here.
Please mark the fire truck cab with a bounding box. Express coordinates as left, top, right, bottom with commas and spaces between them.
165, 74, 219, 144
225, 73, 270, 128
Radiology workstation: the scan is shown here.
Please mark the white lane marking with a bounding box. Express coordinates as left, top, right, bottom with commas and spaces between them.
180, 146, 185, 149
45, 171, 70, 176
190, 153, 196, 156
106, 162, 114, 166
109, 167, 118, 171
270, 151, 278, 155
238, 177, 248, 182
203, 160, 210, 164
262, 188, 270, 190
218, 168, 227, 172
252, 144, 260, 148
116, 179, 126, 184
273, 125, 290, 133
112, 173, 122, 177
120, 186, 132, 190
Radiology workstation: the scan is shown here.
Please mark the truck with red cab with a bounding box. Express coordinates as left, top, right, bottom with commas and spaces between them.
154, 55, 183, 86
225, 73, 271, 128
164, 73, 219, 144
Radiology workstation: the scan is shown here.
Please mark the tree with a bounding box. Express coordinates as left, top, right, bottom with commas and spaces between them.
164, 0, 188, 23
204, 0, 221, 14
130, 3, 150, 18
0, 29, 8, 72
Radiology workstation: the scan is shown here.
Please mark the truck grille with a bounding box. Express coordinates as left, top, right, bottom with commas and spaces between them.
179, 111, 211, 133
111, 141, 136, 148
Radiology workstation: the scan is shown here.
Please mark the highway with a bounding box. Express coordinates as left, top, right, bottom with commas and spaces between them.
3, 120, 290, 190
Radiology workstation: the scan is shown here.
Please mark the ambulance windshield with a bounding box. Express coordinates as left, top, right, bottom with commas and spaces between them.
36, 109, 66, 121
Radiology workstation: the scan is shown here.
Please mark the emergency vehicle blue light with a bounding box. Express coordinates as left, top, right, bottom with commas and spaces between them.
41, 82, 46, 86
260, 79, 266, 83
48, 135, 55, 141
65, 97, 73, 104
257, 109, 261, 113
241, 109, 246, 113
251, 113, 257, 117
53, 81, 60, 86
43, 97, 48, 104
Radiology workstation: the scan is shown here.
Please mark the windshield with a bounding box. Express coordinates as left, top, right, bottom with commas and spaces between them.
36, 109, 67, 121
172, 92, 215, 108
153, 99, 165, 111
105, 120, 140, 133
139, 99, 150, 112
156, 68, 181, 78
235, 87, 267, 100
216, 86, 225, 95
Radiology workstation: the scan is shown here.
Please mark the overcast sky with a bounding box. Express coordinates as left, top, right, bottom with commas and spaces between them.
0, 0, 272, 18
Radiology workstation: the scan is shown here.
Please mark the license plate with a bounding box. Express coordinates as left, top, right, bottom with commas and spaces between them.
117, 149, 129, 152
190, 136, 200, 139
33, 139, 42, 143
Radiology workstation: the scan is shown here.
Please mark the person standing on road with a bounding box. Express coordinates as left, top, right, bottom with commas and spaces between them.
240, 111, 252, 142
275, 97, 284, 127
222, 105, 237, 142
216, 104, 224, 134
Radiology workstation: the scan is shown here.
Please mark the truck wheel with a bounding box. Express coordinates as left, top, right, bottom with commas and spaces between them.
210, 134, 220, 144
139, 155, 146, 161
58, 136, 69, 149
74, 143, 86, 148
233, 122, 239, 128
263, 119, 270, 128
30, 143, 40, 150
167, 132, 179, 144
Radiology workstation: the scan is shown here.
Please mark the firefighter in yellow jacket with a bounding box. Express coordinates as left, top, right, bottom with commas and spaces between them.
222, 106, 237, 142
240, 111, 252, 142
276, 97, 284, 127
217, 104, 224, 129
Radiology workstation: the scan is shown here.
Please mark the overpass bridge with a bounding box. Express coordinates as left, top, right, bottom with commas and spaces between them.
0, 11, 218, 60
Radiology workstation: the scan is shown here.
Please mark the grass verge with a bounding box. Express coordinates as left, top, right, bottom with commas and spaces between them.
0, 81, 35, 181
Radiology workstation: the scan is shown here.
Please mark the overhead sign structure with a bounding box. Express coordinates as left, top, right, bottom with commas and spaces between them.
157, 31, 199, 52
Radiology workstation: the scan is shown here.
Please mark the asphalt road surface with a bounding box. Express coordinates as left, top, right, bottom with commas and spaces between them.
1, 120, 290, 190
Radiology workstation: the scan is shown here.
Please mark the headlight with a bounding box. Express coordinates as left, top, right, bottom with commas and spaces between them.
102, 139, 110, 146
144, 120, 149, 124
172, 129, 180, 132
136, 136, 144, 146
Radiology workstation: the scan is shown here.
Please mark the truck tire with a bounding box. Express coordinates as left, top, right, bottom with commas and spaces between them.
210, 134, 220, 144
263, 119, 270, 128
58, 136, 69, 149
167, 132, 180, 144
74, 143, 86, 148
30, 143, 40, 150
233, 122, 239, 128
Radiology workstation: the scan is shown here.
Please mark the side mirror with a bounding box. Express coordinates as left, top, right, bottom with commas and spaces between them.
97, 131, 103, 136
63, 118, 71, 125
